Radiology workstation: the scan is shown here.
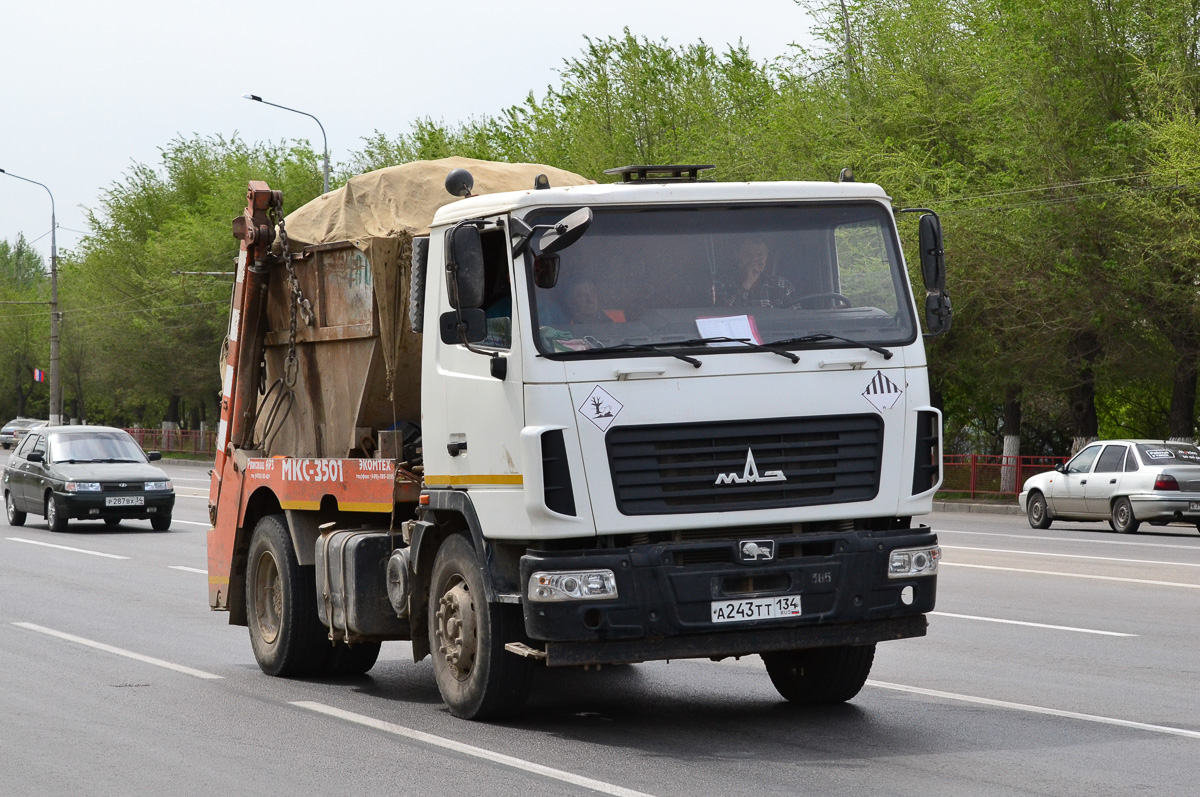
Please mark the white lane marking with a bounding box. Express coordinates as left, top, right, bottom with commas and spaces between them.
7, 537, 129, 559
12, 623, 222, 680
169, 566, 207, 574
938, 528, 1200, 552
292, 701, 657, 797
869, 681, 1200, 740
941, 562, 1200, 589
169, 519, 211, 527
944, 544, 1200, 568
166, 477, 210, 483
930, 611, 1136, 637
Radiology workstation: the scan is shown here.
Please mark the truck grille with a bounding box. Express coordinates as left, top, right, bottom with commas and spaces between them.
606, 415, 883, 515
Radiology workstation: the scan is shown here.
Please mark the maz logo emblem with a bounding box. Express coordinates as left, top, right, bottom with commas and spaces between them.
714, 449, 786, 485
740, 540, 776, 562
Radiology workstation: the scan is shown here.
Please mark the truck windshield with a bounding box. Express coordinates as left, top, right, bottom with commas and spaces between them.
523, 202, 917, 357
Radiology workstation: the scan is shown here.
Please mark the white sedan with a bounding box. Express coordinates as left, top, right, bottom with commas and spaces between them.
1018, 439, 1200, 533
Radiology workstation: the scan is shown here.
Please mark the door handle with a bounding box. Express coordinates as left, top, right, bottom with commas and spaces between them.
1080, 479, 1087, 484
1109, 478, 1117, 484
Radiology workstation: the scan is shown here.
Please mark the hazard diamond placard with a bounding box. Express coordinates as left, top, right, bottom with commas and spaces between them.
862, 370, 903, 411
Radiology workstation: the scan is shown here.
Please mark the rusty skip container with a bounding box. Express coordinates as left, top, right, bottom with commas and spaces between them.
253, 157, 592, 459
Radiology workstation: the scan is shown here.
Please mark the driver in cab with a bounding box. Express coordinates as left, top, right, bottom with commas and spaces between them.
715, 239, 796, 308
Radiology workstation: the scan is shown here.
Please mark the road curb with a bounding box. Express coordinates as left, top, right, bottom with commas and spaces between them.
931, 501, 1023, 516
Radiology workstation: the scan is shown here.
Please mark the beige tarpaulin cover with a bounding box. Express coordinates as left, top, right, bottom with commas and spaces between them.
285, 156, 594, 245
263, 158, 591, 457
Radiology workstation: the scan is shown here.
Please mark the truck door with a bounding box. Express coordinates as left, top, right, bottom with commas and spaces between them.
423, 218, 527, 508
1049, 443, 1101, 516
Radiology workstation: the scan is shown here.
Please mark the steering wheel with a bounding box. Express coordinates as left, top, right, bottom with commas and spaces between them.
785, 292, 852, 310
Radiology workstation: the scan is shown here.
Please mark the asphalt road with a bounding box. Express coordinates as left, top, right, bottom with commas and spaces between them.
2, 452, 1197, 796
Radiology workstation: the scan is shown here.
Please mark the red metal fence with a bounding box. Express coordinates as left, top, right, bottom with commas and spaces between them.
124, 428, 217, 458
940, 454, 1070, 499
118, 428, 1066, 500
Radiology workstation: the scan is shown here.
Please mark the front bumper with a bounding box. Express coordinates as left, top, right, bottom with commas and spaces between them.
58, 491, 175, 520
520, 527, 937, 667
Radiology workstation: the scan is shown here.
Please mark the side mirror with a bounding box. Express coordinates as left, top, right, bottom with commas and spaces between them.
1054, 463, 1066, 474
918, 213, 945, 292
26, 451, 44, 464
440, 309, 487, 345
147, 451, 162, 462
538, 207, 593, 254
533, 253, 560, 289
925, 292, 952, 335
446, 225, 485, 309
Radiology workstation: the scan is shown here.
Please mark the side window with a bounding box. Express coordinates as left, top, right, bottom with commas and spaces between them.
1094, 445, 1127, 473
479, 227, 512, 350
1124, 449, 1140, 472
13, 433, 35, 458
1067, 445, 1102, 474
31, 434, 47, 458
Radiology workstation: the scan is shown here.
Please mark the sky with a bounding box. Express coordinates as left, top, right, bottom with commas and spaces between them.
0, 1, 820, 265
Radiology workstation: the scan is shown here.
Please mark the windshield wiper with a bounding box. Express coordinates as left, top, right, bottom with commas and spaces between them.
771, 333, 894, 360
574, 342, 704, 368
668, 336, 799, 364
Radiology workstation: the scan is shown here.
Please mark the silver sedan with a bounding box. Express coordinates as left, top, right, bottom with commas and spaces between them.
1018, 439, 1200, 533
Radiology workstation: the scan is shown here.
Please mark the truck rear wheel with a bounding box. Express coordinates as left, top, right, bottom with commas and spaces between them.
762, 644, 876, 704
428, 534, 533, 719
246, 514, 332, 677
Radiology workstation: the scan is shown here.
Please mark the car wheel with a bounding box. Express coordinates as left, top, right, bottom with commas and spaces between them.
246, 514, 332, 677
5, 491, 26, 526
1026, 491, 1052, 529
429, 534, 533, 719
46, 494, 69, 532
151, 514, 171, 532
763, 644, 876, 704
1111, 497, 1140, 534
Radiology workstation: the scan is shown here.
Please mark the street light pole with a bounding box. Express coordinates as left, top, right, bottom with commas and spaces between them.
243, 93, 329, 194
0, 168, 62, 426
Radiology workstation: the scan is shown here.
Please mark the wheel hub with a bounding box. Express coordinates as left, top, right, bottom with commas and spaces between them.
253, 551, 282, 644
435, 580, 478, 680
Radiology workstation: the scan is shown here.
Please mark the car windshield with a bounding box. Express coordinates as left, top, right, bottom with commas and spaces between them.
1135, 442, 1200, 465
49, 431, 147, 464
525, 202, 917, 357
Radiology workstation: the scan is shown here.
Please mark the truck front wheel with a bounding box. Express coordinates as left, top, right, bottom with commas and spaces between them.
246, 514, 332, 677
428, 534, 533, 719
762, 644, 876, 704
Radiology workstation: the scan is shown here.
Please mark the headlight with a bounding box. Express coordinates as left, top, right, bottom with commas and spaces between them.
888, 545, 940, 578
64, 482, 101, 492
144, 481, 172, 491
528, 570, 618, 601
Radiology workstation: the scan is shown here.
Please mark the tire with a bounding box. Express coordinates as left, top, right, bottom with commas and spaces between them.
1111, 497, 1140, 534
46, 494, 69, 532
324, 641, 382, 677
762, 644, 876, 705
1026, 492, 1052, 529
246, 514, 332, 677
151, 514, 172, 532
428, 534, 533, 720
5, 491, 26, 526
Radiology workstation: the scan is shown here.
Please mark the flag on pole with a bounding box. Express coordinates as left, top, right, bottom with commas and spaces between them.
33, 368, 46, 383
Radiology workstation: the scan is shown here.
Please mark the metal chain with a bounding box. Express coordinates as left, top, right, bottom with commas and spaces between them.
270, 199, 312, 388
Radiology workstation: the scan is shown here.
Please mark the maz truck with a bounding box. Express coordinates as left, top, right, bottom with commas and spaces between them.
207, 158, 949, 719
